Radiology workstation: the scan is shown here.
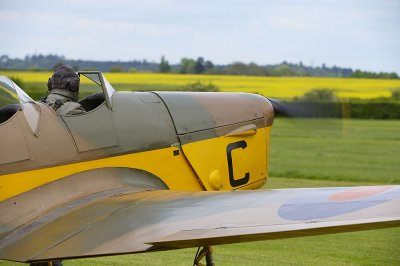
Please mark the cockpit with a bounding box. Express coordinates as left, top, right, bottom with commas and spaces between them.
0, 72, 116, 135
0, 72, 119, 166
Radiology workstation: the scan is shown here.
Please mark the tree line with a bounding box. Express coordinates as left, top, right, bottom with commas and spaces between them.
0, 54, 398, 79
159, 57, 398, 79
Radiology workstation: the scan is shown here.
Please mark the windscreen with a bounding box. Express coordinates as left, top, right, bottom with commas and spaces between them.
79, 73, 103, 99
0, 76, 40, 134
78, 72, 116, 110
0, 77, 33, 107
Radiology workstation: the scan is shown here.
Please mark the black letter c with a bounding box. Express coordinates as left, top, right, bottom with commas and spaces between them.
226, 140, 250, 187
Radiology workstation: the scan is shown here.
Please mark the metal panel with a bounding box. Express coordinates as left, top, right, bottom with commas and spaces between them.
0, 112, 30, 164
62, 103, 118, 152
0, 167, 167, 239
112, 92, 179, 152
155, 92, 273, 135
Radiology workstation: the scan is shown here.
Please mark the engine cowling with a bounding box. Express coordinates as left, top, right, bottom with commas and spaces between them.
155, 92, 275, 191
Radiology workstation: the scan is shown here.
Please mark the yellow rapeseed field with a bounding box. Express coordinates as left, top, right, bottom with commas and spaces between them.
1, 71, 400, 99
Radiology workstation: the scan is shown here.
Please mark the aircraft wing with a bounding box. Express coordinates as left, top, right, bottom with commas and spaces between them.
1, 185, 400, 262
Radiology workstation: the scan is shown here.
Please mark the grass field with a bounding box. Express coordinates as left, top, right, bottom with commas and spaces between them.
1, 71, 400, 100
1, 118, 399, 266
269, 118, 400, 183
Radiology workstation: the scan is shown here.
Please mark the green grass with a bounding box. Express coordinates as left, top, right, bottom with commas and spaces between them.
269, 118, 400, 183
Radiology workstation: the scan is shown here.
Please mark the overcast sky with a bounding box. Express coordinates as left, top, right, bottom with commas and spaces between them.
0, 0, 399, 73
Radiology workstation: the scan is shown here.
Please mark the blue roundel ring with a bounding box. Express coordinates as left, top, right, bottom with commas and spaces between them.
278, 186, 400, 221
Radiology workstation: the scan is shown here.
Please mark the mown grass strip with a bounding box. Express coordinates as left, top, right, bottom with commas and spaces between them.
270, 118, 400, 183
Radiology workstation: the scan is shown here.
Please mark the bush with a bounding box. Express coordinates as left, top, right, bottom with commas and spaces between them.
181, 81, 219, 92
297, 89, 338, 102
391, 89, 400, 100
279, 101, 400, 119
280, 89, 400, 119
128, 67, 137, 73
349, 102, 400, 119
109, 66, 124, 72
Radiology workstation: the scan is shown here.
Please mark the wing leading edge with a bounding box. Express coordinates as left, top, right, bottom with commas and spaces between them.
1, 185, 399, 262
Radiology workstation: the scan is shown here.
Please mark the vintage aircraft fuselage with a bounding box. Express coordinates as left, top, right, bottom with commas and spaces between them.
1, 91, 275, 195
0, 75, 274, 241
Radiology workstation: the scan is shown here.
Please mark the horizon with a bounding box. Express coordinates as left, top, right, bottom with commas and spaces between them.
2, 54, 397, 77
1, 53, 358, 68
1, 0, 399, 74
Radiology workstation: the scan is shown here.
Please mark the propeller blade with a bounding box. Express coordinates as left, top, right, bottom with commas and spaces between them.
267, 98, 342, 118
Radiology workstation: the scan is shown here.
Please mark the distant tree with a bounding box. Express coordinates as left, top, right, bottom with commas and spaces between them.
271, 64, 295, 76
195, 57, 205, 74
0, 55, 9, 62
352, 69, 363, 78
179, 58, 196, 74
109, 66, 123, 72
224, 62, 248, 75
223, 62, 266, 76
246, 63, 266, 76
205, 60, 214, 71
1, 53, 397, 79
351, 69, 399, 79
159, 56, 171, 73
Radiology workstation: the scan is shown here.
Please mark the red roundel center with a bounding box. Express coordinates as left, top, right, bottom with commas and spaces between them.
329, 186, 394, 201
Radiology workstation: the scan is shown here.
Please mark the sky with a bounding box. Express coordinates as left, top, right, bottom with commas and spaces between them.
0, 0, 399, 73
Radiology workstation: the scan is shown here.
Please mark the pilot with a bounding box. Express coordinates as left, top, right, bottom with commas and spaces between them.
43, 65, 85, 115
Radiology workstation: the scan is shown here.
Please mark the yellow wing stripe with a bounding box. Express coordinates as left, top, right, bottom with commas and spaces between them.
0, 147, 202, 201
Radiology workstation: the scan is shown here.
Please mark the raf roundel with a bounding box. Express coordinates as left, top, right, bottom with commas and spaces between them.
278, 186, 400, 221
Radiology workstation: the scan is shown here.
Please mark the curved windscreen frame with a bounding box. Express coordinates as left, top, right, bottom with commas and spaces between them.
78, 71, 116, 110
0, 76, 40, 135
101, 73, 116, 100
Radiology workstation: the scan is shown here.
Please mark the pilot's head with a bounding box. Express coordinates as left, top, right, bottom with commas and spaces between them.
47, 65, 80, 100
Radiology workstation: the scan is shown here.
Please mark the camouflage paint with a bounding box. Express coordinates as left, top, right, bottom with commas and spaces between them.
1, 91, 274, 194
1, 187, 399, 262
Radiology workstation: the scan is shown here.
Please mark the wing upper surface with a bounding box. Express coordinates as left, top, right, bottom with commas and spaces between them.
1, 185, 399, 262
